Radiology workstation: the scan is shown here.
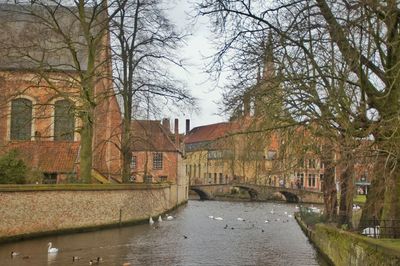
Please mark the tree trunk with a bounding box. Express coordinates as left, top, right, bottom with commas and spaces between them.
381, 158, 400, 237
338, 152, 354, 228
321, 143, 337, 222
359, 155, 385, 228
121, 117, 132, 183
80, 110, 94, 183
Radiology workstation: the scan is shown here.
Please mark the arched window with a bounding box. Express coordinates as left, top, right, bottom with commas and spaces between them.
10, 98, 32, 140
54, 100, 75, 141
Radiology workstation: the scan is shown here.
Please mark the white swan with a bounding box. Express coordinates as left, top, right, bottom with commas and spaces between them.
214, 217, 223, 221
10, 251, 20, 257
270, 209, 274, 214
237, 217, 245, 221
208, 215, 214, 219
149, 216, 154, 224
166, 215, 174, 220
158, 215, 163, 222
47, 242, 58, 253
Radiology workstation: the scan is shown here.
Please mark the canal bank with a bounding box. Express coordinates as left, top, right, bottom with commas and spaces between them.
295, 214, 400, 265
0, 183, 188, 243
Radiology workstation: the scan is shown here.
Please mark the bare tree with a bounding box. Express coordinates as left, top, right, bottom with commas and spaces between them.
110, 0, 195, 182
196, 1, 399, 226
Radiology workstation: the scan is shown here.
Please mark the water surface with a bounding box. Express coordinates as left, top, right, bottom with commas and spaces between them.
0, 201, 327, 265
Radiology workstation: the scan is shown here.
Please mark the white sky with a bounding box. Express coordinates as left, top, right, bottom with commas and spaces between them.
167, 0, 227, 132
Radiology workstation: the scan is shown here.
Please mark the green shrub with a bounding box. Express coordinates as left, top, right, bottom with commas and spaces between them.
0, 150, 28, 184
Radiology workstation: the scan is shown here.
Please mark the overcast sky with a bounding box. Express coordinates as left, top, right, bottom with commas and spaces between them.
167, 0, 227, 132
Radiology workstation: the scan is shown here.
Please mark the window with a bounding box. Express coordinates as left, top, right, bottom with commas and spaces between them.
219, 173, 223, 184
159, 176, 167, 182
54, 100, 74, 141
308, 159, 316, 169
130, 155, 137, 170
296, 172, 304, 188
43, 173, 57, 184
152, 152, 163, 170
198, 164, 201, 178
10, 98, 32, 140
144, 175, 152, 183
308, 174, 316, 187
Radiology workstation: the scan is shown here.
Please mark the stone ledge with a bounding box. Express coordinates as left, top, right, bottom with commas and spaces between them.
0, 183, 170, 192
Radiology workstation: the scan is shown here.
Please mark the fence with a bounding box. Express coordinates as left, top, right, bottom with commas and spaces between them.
359, 217, 400, 239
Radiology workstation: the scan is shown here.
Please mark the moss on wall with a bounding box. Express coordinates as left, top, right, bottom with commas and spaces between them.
296, 215, 400, 266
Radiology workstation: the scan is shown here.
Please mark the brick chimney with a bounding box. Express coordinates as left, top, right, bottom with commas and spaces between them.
174, 118, 179, 148
162, 118, 170, 133
185, 119, 190, 134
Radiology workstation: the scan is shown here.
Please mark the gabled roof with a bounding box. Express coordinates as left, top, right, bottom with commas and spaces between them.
131, 120, 179, 152
3, 141, 79, 173
184, 122, 235, 144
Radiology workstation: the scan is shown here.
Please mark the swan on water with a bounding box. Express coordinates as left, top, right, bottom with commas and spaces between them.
10, 251, 20, 257
284, 211, 288, 215
270, 209, 274, 214
208, 215, 214, 219
158, 215, 163, 222
149, 216, 154, 224
288, 214, 293, 218
47, 242, 58, 253
166, 215, 174, 220
214, 217, 223, 221
237, 217, 245, 221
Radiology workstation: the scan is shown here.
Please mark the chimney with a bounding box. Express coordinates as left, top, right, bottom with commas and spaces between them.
174, 118, 179, 148
162, 118, 170, 132
185, 119, 190, 134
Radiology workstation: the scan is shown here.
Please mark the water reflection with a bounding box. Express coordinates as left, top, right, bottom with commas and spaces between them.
0, 201, 327, 266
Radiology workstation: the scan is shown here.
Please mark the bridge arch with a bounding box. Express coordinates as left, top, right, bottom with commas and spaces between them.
190, 187, 212, 200
279, 191, 299, 203
233, 186, 258, 201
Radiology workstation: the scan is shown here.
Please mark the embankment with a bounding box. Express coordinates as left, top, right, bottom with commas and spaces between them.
296, 215, 400, 265
0, 183, 187, 242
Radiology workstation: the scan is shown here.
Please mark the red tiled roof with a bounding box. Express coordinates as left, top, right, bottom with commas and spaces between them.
184, 122, 235, 144
131, 120, 178, 152
3, 141, 79, 173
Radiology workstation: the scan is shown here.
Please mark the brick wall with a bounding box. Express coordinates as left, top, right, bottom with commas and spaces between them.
0, 183, 187, 241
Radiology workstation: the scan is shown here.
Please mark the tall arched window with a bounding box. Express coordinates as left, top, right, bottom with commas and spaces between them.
10, 98, 32, 140
54, 100, 75, 141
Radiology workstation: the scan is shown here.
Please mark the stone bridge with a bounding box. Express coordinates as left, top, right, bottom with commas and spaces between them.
190, 183, 324, 204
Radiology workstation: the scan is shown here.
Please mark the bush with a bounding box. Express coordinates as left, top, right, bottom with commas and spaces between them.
0, 150, 28, 184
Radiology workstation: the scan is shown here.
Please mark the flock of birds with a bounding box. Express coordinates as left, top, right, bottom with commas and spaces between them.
10, 241, 131, 265
9, 206, 307, 264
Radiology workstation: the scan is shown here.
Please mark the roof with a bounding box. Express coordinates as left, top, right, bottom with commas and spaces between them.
3, 141, 79, 173
131, 120, 179, 152
0, 3, 98, 71
184, 122, 235, 144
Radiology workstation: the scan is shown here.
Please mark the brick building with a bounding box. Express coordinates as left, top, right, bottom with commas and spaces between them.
0, 3, 121, 183
130, 119, 184, 184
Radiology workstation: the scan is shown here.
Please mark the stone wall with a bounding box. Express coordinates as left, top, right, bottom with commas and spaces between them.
296, 216, 400, 265
0, 183, 187, 242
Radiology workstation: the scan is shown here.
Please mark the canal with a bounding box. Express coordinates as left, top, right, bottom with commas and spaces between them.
0, 201, 328, 265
